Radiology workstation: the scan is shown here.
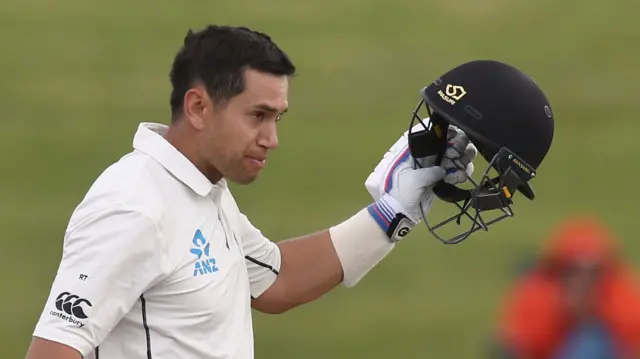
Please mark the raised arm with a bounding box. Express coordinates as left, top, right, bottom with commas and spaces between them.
249, 126, 476, 313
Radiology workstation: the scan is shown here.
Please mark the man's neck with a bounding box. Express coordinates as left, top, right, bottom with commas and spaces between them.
164, 123, 223, 185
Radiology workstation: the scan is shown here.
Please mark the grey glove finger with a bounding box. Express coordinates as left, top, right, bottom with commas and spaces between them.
445, 130, 469, 159
465, 162, 475, 177
442, 158, 469, 184
446, 125, 465, 141
444, 168, 469, 185
442, 148, 476, 184
446, 126, 459, 141
464, 142, 478, 160
442, 156, 470, 171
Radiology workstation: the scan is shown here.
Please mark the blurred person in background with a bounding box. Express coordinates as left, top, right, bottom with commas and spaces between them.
492, 215, 640, 359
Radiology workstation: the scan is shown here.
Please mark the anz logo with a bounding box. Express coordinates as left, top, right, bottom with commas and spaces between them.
190, 229, 219, 277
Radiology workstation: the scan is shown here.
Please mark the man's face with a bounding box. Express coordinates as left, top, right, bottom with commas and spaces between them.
196, 69, 289, 184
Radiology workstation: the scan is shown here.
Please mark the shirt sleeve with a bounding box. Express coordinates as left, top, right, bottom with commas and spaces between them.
32, 203, 169, 357
238, 213, 281, 298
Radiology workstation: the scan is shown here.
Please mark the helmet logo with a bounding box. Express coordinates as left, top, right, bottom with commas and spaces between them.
438, 84, 467, 105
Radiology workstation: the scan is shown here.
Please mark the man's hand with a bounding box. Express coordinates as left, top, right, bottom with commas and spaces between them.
319, 119, 478, 289
364, 120, 477, 241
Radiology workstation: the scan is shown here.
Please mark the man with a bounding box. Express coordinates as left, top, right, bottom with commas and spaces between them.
25, 25, 477, 359
494, 215, 640, 359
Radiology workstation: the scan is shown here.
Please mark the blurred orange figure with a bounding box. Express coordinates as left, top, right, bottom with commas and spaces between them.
495, 215, 640, 359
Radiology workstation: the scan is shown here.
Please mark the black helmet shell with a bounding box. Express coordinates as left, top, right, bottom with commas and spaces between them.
422, 60, 554, 169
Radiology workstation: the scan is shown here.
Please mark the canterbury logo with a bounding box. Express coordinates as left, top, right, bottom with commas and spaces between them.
55, 292, 92, 319
437, 84, 467, 105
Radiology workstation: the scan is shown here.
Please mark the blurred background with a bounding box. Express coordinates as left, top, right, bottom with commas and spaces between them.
2, 0, 639, 358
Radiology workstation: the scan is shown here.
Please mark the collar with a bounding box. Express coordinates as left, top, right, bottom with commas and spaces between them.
132, 122, 228, 197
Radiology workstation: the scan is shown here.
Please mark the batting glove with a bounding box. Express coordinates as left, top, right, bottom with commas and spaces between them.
364, 120, 477, 242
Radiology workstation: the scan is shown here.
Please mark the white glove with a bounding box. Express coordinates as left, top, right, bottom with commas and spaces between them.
364, 119, 477, 242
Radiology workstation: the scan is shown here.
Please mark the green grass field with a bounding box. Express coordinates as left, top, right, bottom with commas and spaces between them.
1, 0, 639, 357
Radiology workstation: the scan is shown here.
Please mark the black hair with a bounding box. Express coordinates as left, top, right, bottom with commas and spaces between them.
169, 25, 296, 121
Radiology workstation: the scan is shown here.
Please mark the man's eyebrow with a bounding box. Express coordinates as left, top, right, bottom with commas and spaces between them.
254, 104, 288, 114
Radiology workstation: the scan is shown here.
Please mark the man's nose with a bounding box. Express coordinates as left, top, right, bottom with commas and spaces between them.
258, 121, 279, 150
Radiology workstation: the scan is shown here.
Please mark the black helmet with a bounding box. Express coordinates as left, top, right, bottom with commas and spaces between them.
407, 60, 555, 244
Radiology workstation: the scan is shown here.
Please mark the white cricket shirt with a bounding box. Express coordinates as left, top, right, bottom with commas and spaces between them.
32, 122, 282, 359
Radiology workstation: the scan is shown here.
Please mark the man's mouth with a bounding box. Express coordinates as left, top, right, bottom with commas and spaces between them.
246, 156, 266, 168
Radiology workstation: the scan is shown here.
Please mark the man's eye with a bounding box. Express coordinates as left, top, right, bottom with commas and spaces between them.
253, 112, 265, 121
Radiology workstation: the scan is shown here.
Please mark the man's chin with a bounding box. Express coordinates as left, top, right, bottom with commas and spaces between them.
225, 173, 260, 185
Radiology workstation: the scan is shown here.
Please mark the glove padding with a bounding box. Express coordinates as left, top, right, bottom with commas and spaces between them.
441, 125, 477, 185
364, 119, 477, 241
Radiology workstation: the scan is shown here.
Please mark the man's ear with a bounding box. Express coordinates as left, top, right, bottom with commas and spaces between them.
183, 86, 207, 130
